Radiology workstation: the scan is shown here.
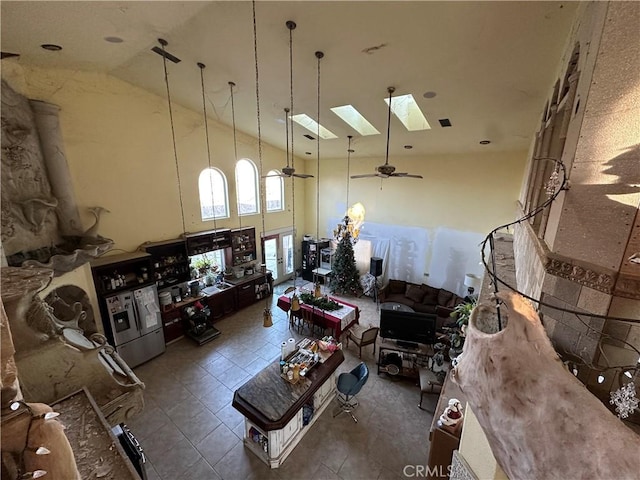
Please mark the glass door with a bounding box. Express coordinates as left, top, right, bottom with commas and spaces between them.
262, 231, 294, 286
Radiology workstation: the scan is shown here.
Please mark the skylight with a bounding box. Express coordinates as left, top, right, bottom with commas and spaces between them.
290, 114, 338, 139
384, 94, 431, 131
330, 105, 380, 136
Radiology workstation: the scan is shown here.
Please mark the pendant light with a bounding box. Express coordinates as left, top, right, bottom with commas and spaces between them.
155, 38, 187, 234
229, 81, 242, 232
250, 0, 272, 327
334, 135, 364, 244
198, 62, 218, 235
313, 50, 324, 294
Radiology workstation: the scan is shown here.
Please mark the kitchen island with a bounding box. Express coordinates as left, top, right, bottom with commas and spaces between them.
232, 346, 344, 468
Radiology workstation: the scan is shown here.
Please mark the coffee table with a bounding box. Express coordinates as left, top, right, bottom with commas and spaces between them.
380, 302, 415, 313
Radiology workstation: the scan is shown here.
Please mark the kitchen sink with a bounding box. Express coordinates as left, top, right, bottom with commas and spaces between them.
202, 282, 234, 296
201, 286, 219, 296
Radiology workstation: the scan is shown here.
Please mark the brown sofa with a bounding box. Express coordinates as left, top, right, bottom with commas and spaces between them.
379, 279, 465, 330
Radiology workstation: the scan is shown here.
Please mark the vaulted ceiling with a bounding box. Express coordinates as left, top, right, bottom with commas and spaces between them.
1, 1, 577, 161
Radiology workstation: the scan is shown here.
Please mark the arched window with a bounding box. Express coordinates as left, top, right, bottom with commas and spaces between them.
265, 171, 284, 212
235, 158, 259, 215
198, 168, 229, 221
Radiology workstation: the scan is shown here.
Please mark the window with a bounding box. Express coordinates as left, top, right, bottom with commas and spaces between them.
198, 168, 229, 221
265, 171, 284, 212
235, 158, 259, 215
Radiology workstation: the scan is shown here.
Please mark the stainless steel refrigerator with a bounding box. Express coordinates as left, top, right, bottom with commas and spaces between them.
104, 284, 165, 368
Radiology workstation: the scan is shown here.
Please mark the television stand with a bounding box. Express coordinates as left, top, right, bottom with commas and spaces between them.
377, 338, 434, 378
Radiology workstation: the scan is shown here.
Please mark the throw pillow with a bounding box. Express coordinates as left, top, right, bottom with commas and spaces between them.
447, 295, 465, 309
405, 284, 426, 303
437, 289, 454, 306
388, 279, 405, 294
421, 285, 439, 305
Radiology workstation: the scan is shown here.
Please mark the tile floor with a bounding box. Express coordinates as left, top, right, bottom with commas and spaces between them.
129, 282, 435, 479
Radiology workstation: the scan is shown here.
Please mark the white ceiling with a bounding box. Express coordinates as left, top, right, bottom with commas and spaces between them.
1, 1, 577, 162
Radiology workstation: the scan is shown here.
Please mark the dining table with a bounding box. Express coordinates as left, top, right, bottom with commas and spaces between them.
276, 290, 359, 339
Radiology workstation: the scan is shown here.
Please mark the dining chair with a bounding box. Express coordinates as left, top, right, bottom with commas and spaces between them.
301, 308, 315, 335
346, 325, 379, 358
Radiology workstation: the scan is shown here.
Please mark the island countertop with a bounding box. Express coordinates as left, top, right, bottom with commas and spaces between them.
232, 349, 344, 431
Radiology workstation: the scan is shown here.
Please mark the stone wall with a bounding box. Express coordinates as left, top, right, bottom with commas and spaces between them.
514, 1, 640, 394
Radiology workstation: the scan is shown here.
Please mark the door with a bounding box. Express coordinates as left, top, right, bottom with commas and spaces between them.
262, 231, 294, 286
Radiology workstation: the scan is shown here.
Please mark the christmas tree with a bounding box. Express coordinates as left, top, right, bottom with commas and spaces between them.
330, 220, 362, 296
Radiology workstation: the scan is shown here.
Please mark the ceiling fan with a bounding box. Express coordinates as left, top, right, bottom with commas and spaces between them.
351, 86, 423, 180
264, 107, 314, 179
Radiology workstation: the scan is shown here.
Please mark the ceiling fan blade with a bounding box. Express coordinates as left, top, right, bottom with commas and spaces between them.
262, 173, 286, 178
292, 173, 314, 178
392, 173, 423, 179
351, 173, 379, 179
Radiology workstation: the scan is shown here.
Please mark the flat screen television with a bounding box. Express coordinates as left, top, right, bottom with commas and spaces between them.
380, 309, 437, 346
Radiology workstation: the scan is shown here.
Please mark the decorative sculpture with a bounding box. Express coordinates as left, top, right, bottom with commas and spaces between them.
2, 81, 113, 276
452, 291, 640, 479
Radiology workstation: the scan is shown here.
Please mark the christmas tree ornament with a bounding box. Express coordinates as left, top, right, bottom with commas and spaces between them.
610, 382, 638, 419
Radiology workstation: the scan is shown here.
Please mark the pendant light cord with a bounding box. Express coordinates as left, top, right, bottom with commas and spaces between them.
313, 51, 324, 286
287, 21, 297, 288
252, 0, 270, 312
288, 22, 295, 171
346, 136, 352, 210
159, 39, 186, 234
385, 87, 393, 167
229, 81, 242, 231
315, 52, 323, 243
198, 63, 218, 233
286, 106, 297, 286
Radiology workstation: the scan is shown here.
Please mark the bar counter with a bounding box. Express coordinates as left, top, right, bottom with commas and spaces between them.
232, 348, 344, 467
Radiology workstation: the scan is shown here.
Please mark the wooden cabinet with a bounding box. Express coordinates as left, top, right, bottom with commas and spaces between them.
184, 228, 231, 256
227, 226, 257, 267
90, 251, 154, 296
140, 238, 190, 289
161, 308, 184, 344
236, 280, 256, 310
427, 372, 465, 479
232, 273, 273, 310
207, 288, 236, 320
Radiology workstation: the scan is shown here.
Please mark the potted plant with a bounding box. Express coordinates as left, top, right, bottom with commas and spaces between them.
446, 300, 476, 359
191, 255, 211, 276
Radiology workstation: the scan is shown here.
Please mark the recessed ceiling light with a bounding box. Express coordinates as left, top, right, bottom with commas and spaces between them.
347, 149, 355, 153
423, 91, 437, 99
385, 93, 431, 131
479, 140, 491, 145
41, 44, 62, 51
104, 36, 124, 43
404, 145, 413, 149
305, 152, 312, 155
330, 105, 380, 136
